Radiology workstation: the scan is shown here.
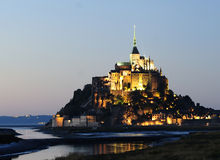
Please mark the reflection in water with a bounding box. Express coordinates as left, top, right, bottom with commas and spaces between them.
74, 131, 189, 138
13, 127, 58, 139
12, 144, 91, 160
5, 127, 187, 160
12, 143, 147, 160
93, 143, 147, 155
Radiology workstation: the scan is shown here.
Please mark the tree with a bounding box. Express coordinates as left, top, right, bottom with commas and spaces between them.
115, 95, 124, 105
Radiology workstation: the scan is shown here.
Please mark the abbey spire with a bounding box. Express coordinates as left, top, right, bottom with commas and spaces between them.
132, 25, 139, 54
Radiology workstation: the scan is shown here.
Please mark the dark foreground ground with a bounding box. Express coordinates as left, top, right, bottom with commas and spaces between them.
55, 131, 220, 160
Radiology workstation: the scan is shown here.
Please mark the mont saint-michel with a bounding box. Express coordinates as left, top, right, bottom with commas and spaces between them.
1, 1, 220, 160
50, 27, 219, 128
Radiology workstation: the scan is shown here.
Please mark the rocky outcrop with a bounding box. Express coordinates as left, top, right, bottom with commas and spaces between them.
0, 128, 20, 144
58, 84, 93, 116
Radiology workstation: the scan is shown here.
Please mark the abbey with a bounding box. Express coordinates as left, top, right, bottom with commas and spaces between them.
92, 26, 169, 108
52, 27, 217, 128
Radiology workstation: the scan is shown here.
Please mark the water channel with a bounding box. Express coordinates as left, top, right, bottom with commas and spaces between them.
0, 127, 189, 160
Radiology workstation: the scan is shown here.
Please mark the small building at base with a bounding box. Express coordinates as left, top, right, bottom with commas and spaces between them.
52, 114, 98, 128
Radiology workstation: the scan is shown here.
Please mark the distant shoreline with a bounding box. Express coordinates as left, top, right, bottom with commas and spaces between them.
0, 125, 43, 128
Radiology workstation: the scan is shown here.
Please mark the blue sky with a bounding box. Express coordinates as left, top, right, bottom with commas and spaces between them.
0, 0, 219, 116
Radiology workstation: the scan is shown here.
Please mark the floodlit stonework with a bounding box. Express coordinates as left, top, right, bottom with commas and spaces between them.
92, 26, 168, 108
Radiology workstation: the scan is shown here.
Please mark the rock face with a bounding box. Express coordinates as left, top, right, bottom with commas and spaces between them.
58, 84, 93, 116
0, 128, 20, 144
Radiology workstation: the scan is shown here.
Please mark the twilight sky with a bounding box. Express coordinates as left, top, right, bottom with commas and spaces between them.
0, 0, 219, 116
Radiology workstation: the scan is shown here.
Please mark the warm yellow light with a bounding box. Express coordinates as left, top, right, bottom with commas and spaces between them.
167, 116, 172, 125
140, 120, 163, 126
206, 115, 211, 119
155, 121, 163, 125
194, 116, 200, 119
56, 117, 64, 127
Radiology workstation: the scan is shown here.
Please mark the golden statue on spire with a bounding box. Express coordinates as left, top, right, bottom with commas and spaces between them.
133, 24, 136, 47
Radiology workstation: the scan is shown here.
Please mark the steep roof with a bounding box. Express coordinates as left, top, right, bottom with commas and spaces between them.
132, 46, 139, 54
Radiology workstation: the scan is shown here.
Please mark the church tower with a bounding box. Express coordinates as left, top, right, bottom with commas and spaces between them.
130, 25, 140, 70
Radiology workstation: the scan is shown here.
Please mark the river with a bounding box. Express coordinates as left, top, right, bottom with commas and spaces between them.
0, 127, 189, 160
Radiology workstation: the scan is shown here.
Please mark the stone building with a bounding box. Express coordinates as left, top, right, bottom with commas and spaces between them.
52, 114, 64, 127
52, 114, 98, 128
92, 26, 169, 108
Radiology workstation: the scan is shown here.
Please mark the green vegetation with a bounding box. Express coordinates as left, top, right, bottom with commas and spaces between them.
55, 131, 220, 160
